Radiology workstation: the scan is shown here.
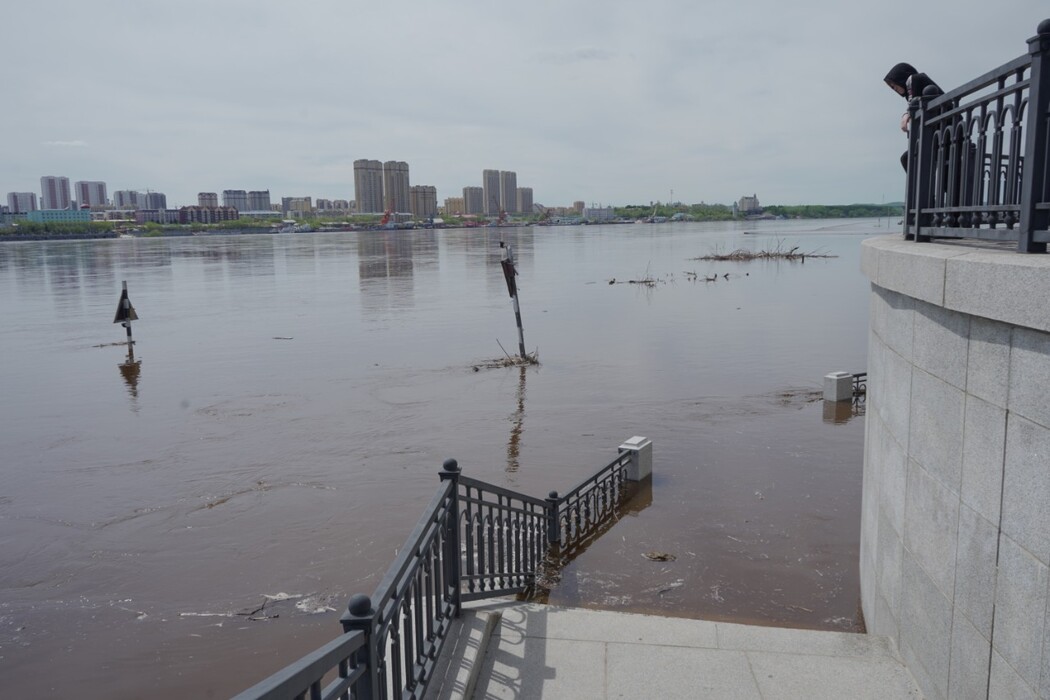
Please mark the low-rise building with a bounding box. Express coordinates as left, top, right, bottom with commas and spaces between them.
179, 206, 240, 224
738, 193, 761, 214
27, 209, 92, 223
135, 209, 180, 225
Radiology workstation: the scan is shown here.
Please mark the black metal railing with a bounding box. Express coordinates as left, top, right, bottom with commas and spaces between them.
234, 441, 649, 700
904, 19, 1050, 252
457, 474, 549, 602
548, 449, 632, 555
230, 630, 368, 700
852, 372, 867, 397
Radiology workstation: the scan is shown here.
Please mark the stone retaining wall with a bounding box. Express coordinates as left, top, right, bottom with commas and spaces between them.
860, 235, 1050, 699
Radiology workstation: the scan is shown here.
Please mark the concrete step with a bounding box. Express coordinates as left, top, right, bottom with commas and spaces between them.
429, 601, 922, 699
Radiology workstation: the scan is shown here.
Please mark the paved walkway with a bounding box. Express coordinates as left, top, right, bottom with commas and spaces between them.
432, 600, 922, 699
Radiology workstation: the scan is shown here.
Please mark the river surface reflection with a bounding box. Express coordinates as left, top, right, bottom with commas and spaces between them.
0, 219, 881, 697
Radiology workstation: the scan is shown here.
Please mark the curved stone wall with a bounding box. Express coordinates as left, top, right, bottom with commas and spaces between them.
860, 235, 1050, 700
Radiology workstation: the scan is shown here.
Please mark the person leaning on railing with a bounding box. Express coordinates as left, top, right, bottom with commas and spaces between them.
884, 62, 943, 170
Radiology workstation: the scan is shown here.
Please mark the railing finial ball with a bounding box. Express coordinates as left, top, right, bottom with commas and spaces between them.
1038, 18, 1050, 35
442, 458, 460, 472
346, 593, 373, 617
548, 490, 559, 499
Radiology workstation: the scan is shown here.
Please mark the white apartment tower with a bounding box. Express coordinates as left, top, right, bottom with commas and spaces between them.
6, 192, 38, 213
463, 187, 484, 215
482, 169, 500, 215
517, 187, 533, 215
499, 171, 518, 214
409, 185, 438, 218
383, 161, 410, 213
354, 159, 384, 213
74, 181, 107, 208
142, 192, 167, 209
40, 176, 71, 210
113, 190, 140, 209
198, 192, 219, 207
247, 190, 271, 211
222, 190, 249, 211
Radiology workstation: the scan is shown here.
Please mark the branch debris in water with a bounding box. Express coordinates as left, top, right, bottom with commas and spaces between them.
692, 241, 837, 262
473, 352, 540, 371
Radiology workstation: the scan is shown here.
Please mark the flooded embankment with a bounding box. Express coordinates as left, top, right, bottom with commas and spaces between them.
0, 219, 878, 697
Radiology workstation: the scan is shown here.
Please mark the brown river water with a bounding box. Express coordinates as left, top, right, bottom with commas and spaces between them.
0, 219, 879, 697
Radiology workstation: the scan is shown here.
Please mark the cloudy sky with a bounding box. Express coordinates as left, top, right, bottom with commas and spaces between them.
3, 1, 1047, 208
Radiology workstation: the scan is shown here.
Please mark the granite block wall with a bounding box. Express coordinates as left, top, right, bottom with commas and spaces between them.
861, 236, 1050, 700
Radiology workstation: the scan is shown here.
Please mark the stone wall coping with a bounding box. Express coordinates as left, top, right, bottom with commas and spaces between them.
862, 235, 1050, 333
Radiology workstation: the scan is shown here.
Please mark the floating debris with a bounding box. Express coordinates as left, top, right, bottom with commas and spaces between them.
472, 350, 539, 371
692, 242, 837, 262
642, 551, 677, 562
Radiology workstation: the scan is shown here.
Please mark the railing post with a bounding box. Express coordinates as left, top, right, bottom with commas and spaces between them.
545, 490, 560, 549
618, 436, 653, 482
913, 87, 941, 243
1018, 19, 1050, 253
439, 458, 462, 618
340, 594, 377, 700
903, 98, 921, 240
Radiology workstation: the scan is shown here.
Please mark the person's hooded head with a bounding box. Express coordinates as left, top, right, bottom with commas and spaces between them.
885, 63, 918, 97
885, 63, 943, 100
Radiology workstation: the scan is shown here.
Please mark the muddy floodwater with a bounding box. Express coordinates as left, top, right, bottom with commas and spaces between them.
0, 219, 879, 697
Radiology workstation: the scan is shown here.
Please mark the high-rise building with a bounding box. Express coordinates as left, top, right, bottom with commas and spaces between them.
198, 192, 219, 207
222, 190, 248, 211
410, 185, 438, 218
499, 171, 518, 214
354, 159, 384, 213
332, 199, 350, 210
444, 197, 465, 216
482, 170, 500, 215
6, 192, 38, 213
247, 190, 271, 212
281, 196, 313, 215
383, 161, 410, 213
573, 201, 585, 213
517, 187, 533, 215
40, 176, 71, 210
463, 187, 484, 215
74, 181, 107, 208
142, 192, 167, 209
113, 190, 140, 209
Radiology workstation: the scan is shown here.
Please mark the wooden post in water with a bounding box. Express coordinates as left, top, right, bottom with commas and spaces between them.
499, 242, 527, 360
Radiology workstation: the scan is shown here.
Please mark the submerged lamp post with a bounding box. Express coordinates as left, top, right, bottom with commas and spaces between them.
499, 242, 527, 360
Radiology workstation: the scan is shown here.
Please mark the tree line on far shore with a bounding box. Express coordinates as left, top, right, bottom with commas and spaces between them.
1, 202, 905, 236
613, 202, 904, 221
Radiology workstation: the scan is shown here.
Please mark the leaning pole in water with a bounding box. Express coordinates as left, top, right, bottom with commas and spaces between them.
113, 280, 139, 358
499, 242, 527, 360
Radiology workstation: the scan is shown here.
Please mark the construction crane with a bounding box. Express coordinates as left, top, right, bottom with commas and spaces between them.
489, 195, 507, 226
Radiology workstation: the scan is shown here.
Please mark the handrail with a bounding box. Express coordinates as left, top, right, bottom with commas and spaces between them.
234, 439, 651, 700
904, 19, 1050, 252
229, 630, 367, 700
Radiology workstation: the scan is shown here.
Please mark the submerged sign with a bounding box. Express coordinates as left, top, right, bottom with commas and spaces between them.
113, 283, 138, 324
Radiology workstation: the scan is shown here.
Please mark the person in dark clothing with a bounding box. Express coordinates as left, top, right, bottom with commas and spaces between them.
885, 63, 943, 169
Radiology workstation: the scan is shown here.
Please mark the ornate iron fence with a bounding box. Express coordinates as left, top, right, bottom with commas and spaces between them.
548, 449, 633, 556
234, 439, 651, 700
904, 19, 1050, 252
229, 630, 368, 700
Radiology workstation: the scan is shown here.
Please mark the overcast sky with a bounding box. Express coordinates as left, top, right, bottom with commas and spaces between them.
3, 1, 1047, 208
